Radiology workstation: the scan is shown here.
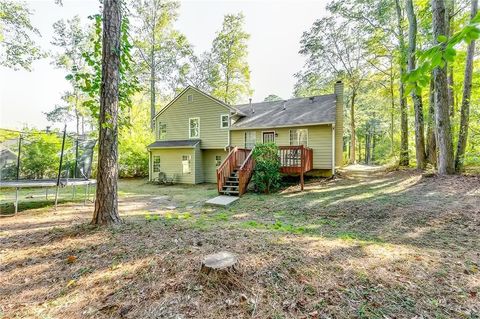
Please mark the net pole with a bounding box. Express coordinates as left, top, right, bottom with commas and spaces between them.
55, 125, 67, 210
73, 138, 79, 199
16, 134, 22, 180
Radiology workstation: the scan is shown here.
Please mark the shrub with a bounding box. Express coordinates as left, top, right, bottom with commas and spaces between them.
252, 143, 281, 194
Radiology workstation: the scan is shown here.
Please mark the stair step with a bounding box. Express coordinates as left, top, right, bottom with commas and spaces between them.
226, 180, 239, 184
221, 190, 239, 195
223, 185, 239, 190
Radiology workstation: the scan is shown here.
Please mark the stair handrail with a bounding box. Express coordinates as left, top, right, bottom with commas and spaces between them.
216, 146, 238, 194
238, 147, 255, 196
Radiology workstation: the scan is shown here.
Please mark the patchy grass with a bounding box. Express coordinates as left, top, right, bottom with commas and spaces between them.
0, 169, 479, 318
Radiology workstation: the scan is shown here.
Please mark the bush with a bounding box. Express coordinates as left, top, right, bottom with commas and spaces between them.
252, 143, 281, 194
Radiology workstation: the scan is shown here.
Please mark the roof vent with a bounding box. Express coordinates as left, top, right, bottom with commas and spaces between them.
250, 98, 254, 114
282, 100, 287, 110
309, 97, 315, 103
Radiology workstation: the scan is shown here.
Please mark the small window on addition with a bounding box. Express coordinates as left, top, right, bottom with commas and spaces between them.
215, 155, 222, 166
182, 155, 191, 174
153, 156, 161, 173
187, 94, 193, 103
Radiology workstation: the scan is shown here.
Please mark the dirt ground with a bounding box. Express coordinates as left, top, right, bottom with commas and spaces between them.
1, 167, 479, 318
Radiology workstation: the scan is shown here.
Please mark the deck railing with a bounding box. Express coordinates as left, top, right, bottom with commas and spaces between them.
216, 147, 252, 194
217, 145, 313, 195
278, 145, 313, 190
238, 148, 255, 196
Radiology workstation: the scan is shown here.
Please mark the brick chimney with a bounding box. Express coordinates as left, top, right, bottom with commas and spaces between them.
334, 81, 344, 167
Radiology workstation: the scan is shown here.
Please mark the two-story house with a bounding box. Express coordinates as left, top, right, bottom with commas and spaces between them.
147, 81, 344, 194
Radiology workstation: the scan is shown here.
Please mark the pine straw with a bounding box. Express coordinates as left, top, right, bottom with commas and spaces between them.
1, 170, 479, 318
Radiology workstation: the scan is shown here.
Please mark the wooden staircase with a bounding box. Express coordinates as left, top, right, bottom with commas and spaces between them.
216, 147, 254, 197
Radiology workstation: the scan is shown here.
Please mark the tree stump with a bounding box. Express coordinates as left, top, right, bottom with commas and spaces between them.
201, 251, 238, 275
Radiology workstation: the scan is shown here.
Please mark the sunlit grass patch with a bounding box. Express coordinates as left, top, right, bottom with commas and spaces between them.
241, 219, 308, 234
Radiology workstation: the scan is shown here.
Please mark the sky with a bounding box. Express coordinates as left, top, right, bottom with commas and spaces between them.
0, 0, 328, 131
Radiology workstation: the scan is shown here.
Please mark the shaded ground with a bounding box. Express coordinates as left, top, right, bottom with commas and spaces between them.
1, 168, 479, 318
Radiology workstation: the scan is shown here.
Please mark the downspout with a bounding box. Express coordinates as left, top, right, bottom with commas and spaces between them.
332, 124, 336, 175
148, 150, 152, 181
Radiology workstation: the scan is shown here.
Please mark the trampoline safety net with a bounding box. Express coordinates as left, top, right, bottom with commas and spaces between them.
0, 129, 96, 183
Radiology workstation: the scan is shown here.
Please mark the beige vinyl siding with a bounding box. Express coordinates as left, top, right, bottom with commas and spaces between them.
230, 125, 333, 169
149, 148, 198, 184
155, 88, 229, 149
195, 147, 203, 183
201, 149, 228, 183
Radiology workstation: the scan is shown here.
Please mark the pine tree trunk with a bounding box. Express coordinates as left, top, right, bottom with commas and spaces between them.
426, 77, 437, 166
406, 0, 426, 169
349, 91, 356, 164
454, 0, 477, 172
431, 0, 455, 175
150, 51, 156, 131
395, 0, 409, 167
92, 0, 122, 225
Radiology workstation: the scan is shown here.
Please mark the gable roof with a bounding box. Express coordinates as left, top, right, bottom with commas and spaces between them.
153, 86, 245, 120
147, 139, 200, 149
231, 94, 337, 129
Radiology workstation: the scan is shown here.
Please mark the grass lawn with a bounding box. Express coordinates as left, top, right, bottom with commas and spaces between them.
1, 168, 479, 318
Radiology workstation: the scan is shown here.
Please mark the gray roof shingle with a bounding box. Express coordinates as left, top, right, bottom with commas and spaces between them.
231, 94, 337, 129
147, 139, 200, 148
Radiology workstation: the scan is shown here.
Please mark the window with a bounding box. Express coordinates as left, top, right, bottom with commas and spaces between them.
152, 156, 161, 173
289, 129, 308, 146
189, 118, 200, 138
157, 122, 166, 140
187, 94, 193, 103
262, 131, 275, 144
182, 155, 191, 174
215, 155, 222, 166
245, 131, 256, 149
220, 114, 229, 128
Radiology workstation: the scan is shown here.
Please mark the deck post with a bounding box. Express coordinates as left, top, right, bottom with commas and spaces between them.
300, 146, 304, 191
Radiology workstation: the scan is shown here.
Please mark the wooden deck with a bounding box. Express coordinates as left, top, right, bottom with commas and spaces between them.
216, 145, 313, 196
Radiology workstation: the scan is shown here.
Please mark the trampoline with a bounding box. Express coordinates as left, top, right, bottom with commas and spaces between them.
0, 126, 97, 214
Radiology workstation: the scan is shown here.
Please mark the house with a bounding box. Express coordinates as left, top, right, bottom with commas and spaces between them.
147, 81, 344, 195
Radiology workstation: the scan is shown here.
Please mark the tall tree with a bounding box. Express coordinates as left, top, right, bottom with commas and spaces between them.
0, 0, 43, 70
211, 13, 251, 104
406, 0, 427, 169
395, 0, 410, 167
426, 76, 437, 166
455, 0, 478, 172
296, 17, 368, 164
132, 0, 191, 129
92, 0, 122, 225
431, 0, 455, 174
50, 16, 90, 136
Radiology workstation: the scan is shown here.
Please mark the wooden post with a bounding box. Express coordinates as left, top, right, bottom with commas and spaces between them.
300, 146, 304, 191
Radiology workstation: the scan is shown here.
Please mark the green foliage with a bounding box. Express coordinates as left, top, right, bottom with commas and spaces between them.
263, 94, 283, 102
0, 0, 43, 70
252, 143, 281, 194
118, 95, 154, 177
211, 13, 251, 104
20, 131, 69, 179
405, 12, 480, 92
75, 11, 140, 124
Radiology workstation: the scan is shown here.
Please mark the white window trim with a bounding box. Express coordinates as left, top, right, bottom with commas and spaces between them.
262, 131, 276, 144
220, 114, 229, 129
182, 155, 192, 174
152, 155, 161, 173
245, 131, 257, 148
289, 128, 309, 147
189, 117, 200, 138
157, 122, 167, 140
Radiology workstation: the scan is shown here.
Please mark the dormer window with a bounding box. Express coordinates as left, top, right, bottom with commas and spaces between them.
220, 114, 229, 128
187, 94, 193, 103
